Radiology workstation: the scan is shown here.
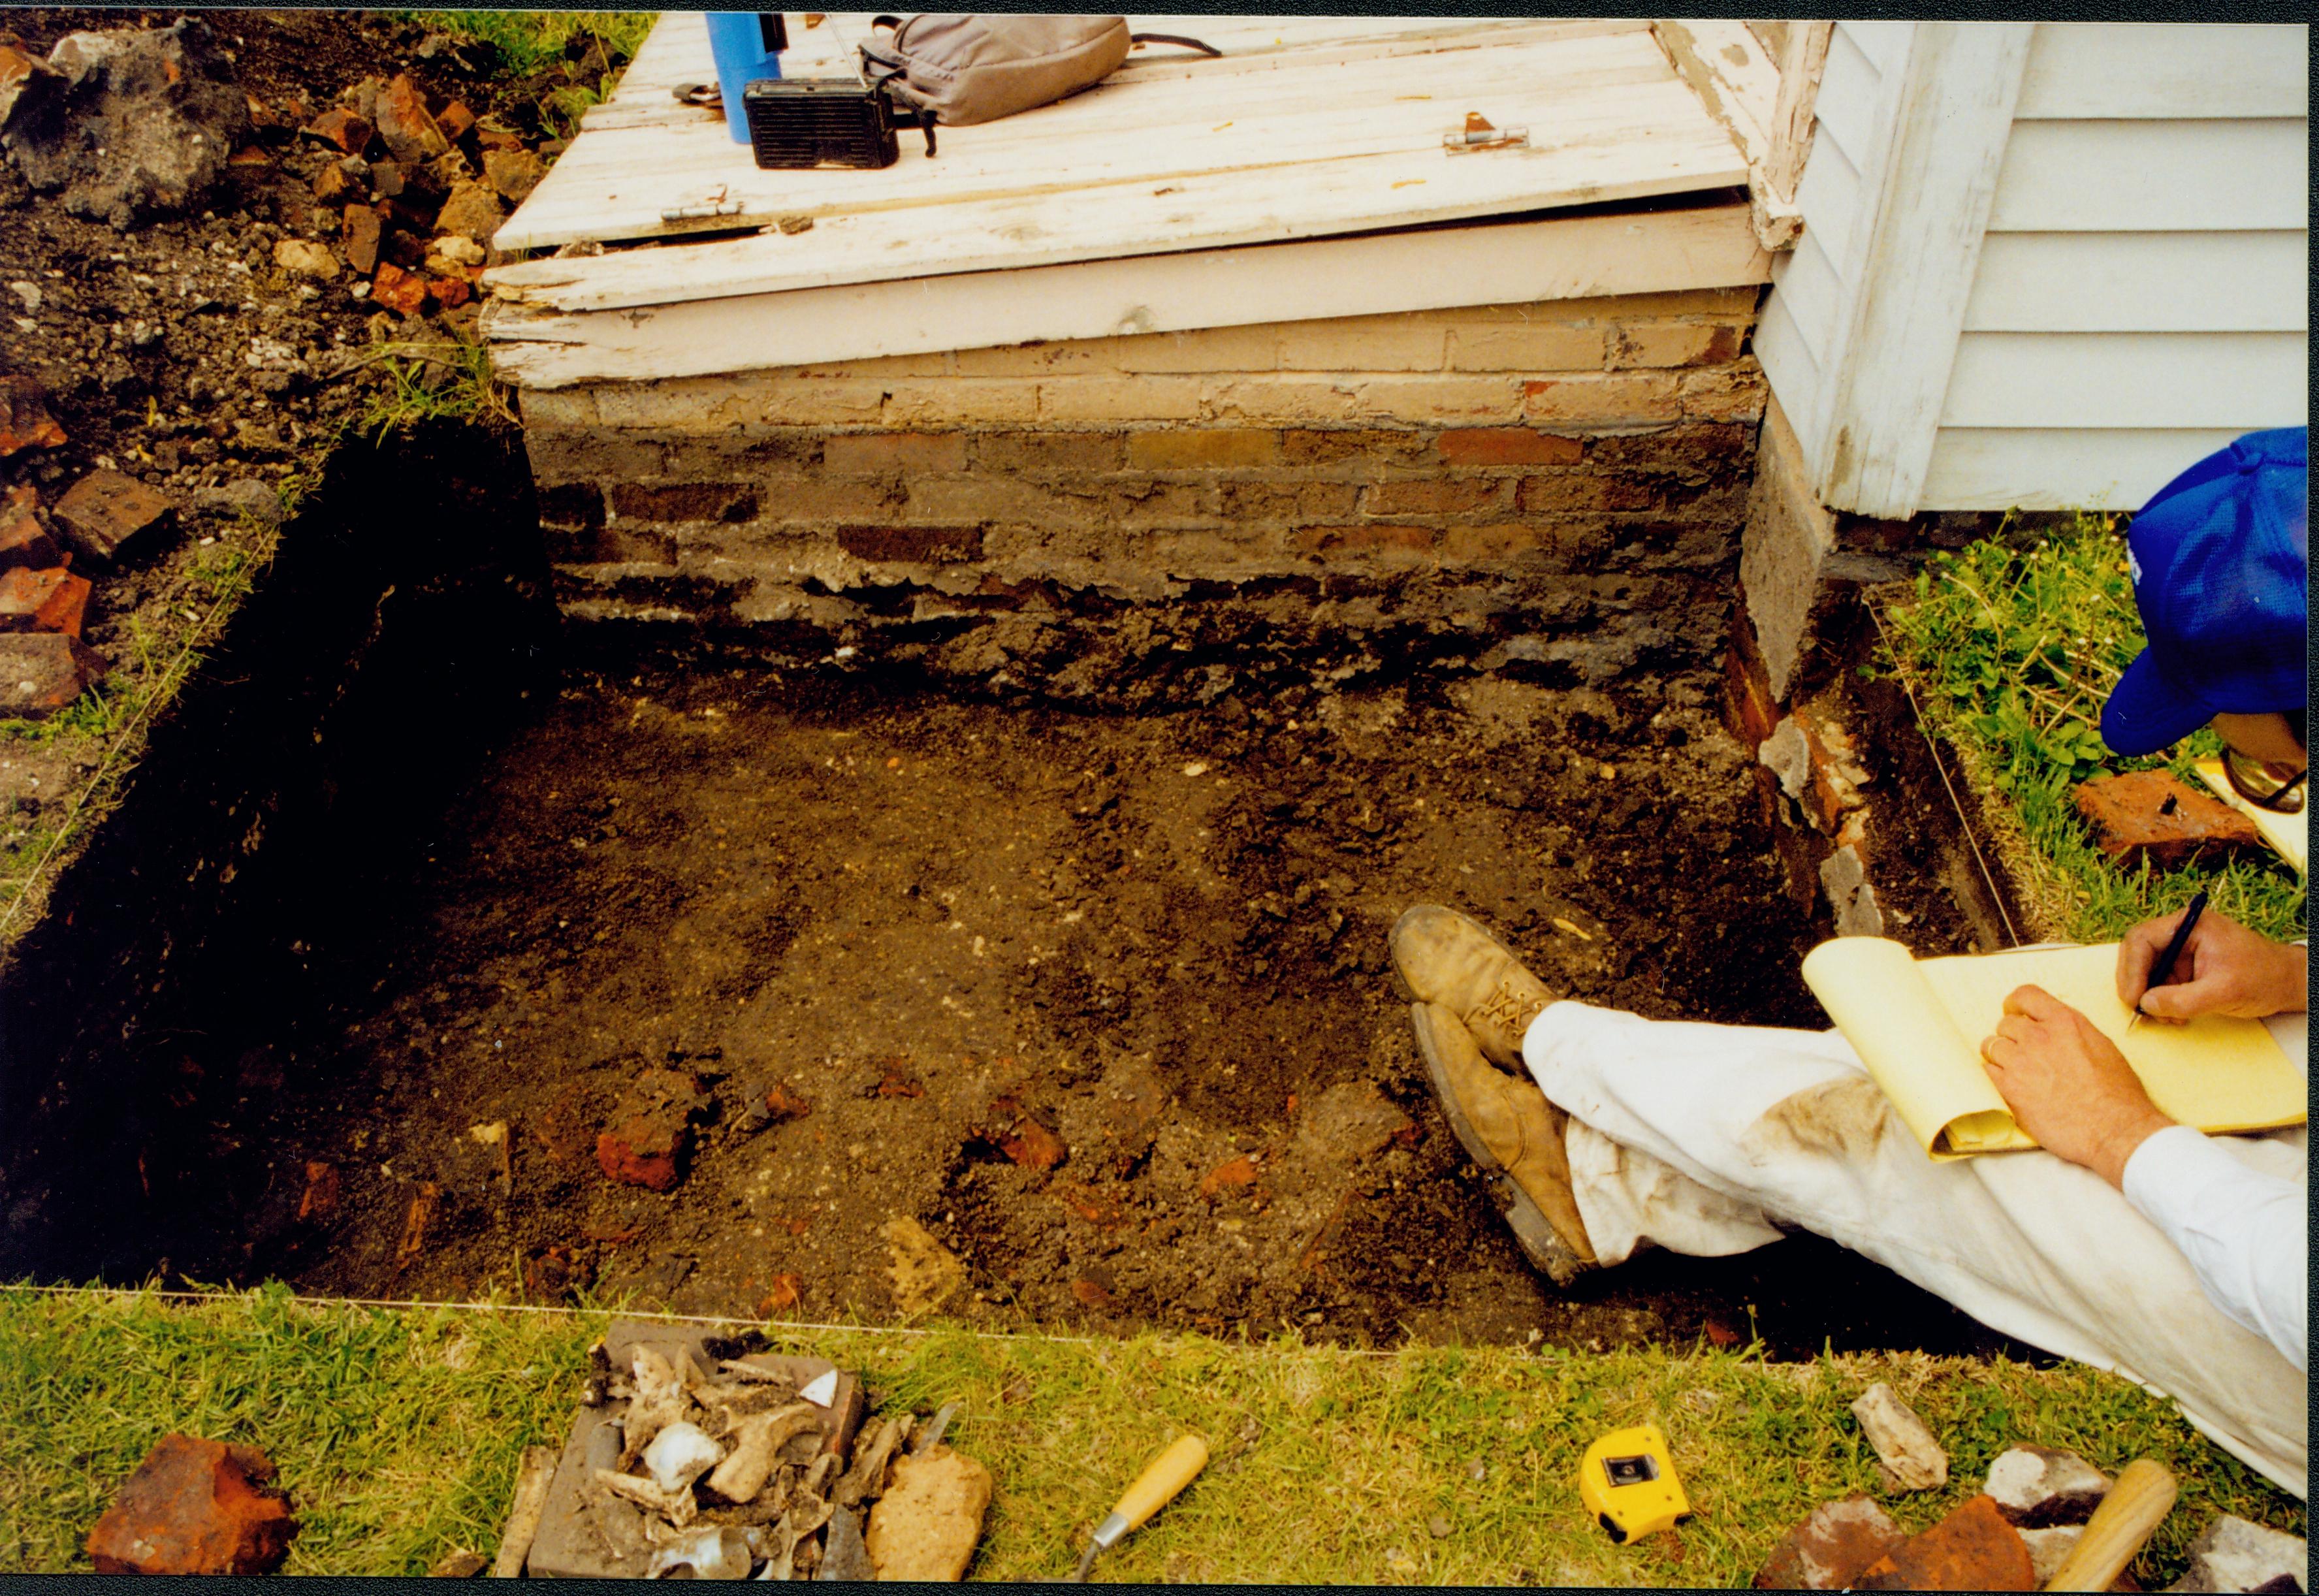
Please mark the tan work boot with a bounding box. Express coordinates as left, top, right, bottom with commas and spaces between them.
1411, 1001, 1596, 1285
1389, 904, 1551, 1070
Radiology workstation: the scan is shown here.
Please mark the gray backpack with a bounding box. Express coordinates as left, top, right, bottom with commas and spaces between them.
859, 15, 1218, 127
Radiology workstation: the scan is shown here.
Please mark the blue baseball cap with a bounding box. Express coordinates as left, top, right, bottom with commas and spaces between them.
2100, 427, 2309, 758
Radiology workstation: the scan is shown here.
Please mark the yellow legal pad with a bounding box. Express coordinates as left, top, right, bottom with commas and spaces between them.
1801, 938, 2306, 1159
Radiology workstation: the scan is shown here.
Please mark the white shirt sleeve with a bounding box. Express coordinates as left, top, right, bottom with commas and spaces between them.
2120, 1125, 2307, 1371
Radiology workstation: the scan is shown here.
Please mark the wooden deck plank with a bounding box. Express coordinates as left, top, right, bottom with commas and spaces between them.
483, 200, 1770, 389
503, 16, 1741, 255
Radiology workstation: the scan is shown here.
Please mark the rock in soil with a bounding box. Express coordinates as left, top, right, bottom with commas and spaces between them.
51, 467, 173, 563
1, 19, 250, 228
884, 1215, 968, 1316
1982, 1444, 2110, 1529
85, 1433, 300, 1575
2161, 1515, 2309, 1593
1754, 1495, 1905, 1590
1850, 1382, 1947, 1492
863, 1445, 993, 1582
1855, 1494, 2034, 1592
0, 372, 67, 455
0, 631, 105, 716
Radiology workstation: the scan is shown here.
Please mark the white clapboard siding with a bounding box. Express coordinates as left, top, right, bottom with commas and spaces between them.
1963, 232, 2309, 332
2014, 24, 2307, 120
1940, 332, 2308, 430
1757, 18, 2309, 515
1985, 120, 2307, 233
1921, 429, 2254, 512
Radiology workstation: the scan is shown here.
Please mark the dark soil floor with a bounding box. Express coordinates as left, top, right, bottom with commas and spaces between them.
136, 662, 2033, 1362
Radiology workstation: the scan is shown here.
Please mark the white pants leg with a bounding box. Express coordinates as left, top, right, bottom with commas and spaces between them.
1522, 1000, 2309, 1499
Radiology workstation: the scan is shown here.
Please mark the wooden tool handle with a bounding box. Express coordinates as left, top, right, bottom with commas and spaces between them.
2043, 1458, 2175, 1591
1112, 1435, 1209, 1533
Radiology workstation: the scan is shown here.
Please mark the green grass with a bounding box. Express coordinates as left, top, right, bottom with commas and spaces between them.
1876, 515, 2305, 946
357, 337, 519, 440
404, 10, 656, 139
0, 1286, 2302, 1583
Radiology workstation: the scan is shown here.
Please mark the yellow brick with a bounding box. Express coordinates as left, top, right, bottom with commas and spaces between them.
1351, 376, 1525, 426
952, 340, 1113, 377
904, 475, 1084, 524
1680, 364, 1768, 422
1111, 323, 1281, 374
592, 375, 778, 432
1521, 372, 1682, 426
1126, 428, 1280, 469
746, 477, 904, 524
1039, 375, 1208, 423
1446, 324, 1607, 373
1610, 321, 1745, 369
766, 351, 955, 379
1204, 377, 1366, 425
1274, 320, 1445, 372
882, 379, 1042, 426
515, 385, 600, 427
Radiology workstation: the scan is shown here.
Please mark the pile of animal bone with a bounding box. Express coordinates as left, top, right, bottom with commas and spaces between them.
586, 1341, 988, 1581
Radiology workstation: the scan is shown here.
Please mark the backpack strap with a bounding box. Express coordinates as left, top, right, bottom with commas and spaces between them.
1129, 32, 1223, 57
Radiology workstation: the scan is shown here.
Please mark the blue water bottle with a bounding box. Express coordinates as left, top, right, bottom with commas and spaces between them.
705, 13, 787, 144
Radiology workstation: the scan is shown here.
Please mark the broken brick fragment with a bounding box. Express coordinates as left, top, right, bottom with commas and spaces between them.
300, 106, 372, 153
759, 1272, 803, 1314
0, 566, 91, 636
1856, 1494, 2035, 1591
370, 261, 429, 317
434, 99, 475, 142
0, 485, 64, 571
1754, 1495, 1904, 1589
1070, 1277, 1120, 1313
2074, 770, 2260, 872
0, 374, 67, 457
394, 1181, 440, 1267
764, 1082, 811, 1121
0, 632, 106, 719
295, 1160, 339, 1222
524, 1244, 590, 1301
340, 203, 383, 274
997, 1116, 1066, 1172
374, 74, 448, 163
426, 274, 472, 311
86, 1434, 300, 1575
52, 468, 172, 563
596, 1068, 706, 1191
874, 1065, 925, 1100
1199, 1155, 1259, 1196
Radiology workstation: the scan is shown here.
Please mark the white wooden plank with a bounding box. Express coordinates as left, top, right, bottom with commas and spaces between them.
1921, 427, 2262, 511
1963, 232, 2309, 332
1835, 20, 1910, 78
1791, 123, 1860, 265
1761, 20, 1832, 202
485, 202, 1772, 387
1939, 332, 2308, 429
1652, 20, 1781, 164
1809, 24, 1883, 172
1815, 23, 2032, 517
504, 29, 1725, 252
1751, 284, 1825, 454
1766, 225, 1844, 368
2016, 24, 2308, 120
1987, 120, 2309, 232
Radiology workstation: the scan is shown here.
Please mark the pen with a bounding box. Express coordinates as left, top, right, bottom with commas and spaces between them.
2132, 889, 2208, 1029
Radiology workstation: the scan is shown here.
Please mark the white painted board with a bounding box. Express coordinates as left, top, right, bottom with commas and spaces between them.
1963, 232, 2308, 332
1987, 119, 2309, 232
1938, 331, 2309, 429
1919, 427, 2256, 511
2015, 24, 2308, 120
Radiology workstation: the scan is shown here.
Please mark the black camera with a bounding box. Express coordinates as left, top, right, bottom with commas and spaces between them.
741, 77, 935, 171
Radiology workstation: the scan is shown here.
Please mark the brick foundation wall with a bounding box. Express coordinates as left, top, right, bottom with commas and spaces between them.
519, 287, 1765, 706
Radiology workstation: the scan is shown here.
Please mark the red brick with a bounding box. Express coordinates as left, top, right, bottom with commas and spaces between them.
1441, 523, 1558, 562
1437, 428, 1585, 467
0, 567, 90, 636
837, 524, 984, 564
1515, 474, 1615, 513
435, 99, 475, 142
1754, 1496, 1904, 1590
426, 274, 471, 311
370, 261, 428, 317
972, 430, 1125, 473
537, 483, 604, 530
86, 1435, 299, 1576
1856, 1495, 2034, 1591
609, 482, 758, 524
1070, 1277, 1121, 1312
300, 106, 373, 153
760, 1273, 803, 1314
52, 469, 172, 562
1126, 428, 1280, 469
0, 375, 67, 457
295, 1160, 340, 1222
1198, 1155, 1260, 1196
1360, 478, 1506, 517
997, 1117, 1066, 1172
375, 74, 448, 163
0, 633, 106, 719
825, 432, 968, 475
0, 487, 63, 571
597, 1112, 686, 1191
1280, 427, 1432, 467
2074, 771, 2261, 871
340, 204, 382, 274
1293, 524, 1435, 556
1723, 628, 1782, 748
764, 1083, 812, 1121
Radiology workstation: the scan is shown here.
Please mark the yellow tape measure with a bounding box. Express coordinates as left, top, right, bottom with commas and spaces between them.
1578, 1424, 1691, 1544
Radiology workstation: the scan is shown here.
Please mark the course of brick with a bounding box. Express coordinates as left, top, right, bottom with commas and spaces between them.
520, 289, 1765, 705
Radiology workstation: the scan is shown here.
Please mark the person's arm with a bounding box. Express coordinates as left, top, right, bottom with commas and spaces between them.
2119, 1126, 2307, 1370
1979, 986, 2306, 1369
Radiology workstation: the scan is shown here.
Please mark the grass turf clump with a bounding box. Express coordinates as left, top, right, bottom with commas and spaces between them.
0, 1286, 2303, 1582
1876, 514, 2305, 946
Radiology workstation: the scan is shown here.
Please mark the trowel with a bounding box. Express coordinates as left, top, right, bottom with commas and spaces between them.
1066, 1433, 1209, 1582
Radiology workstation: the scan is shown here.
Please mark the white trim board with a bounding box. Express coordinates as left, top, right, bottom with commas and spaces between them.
483, 202, 1770, 390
